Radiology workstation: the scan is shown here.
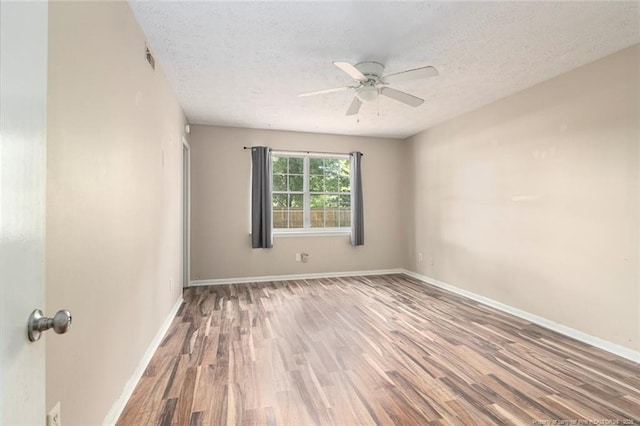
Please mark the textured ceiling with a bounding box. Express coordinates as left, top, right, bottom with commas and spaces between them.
129, 1, 640, 139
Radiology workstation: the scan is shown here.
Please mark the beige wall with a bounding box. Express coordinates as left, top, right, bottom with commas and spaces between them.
46, 2, 187, 424
190, 126, 404, 280
403, 45, 640, 351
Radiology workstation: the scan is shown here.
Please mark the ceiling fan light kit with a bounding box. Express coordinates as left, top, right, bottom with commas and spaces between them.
356, 84, 378, 103
299, 60, 439, 116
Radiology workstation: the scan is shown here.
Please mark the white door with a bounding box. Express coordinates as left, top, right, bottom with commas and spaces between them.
0, 1, 49, 424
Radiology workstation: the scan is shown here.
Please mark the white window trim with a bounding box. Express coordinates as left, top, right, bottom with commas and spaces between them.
272, 150, 350, 159
272, 151, 351, 235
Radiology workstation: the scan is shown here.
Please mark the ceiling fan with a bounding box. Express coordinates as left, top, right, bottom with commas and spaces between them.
299, 61, 438, 116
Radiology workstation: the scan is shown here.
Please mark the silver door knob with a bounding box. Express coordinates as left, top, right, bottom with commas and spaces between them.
27, 309, 72, 342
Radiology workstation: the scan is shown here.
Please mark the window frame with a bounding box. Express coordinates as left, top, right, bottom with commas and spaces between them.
272, 151, 351, 235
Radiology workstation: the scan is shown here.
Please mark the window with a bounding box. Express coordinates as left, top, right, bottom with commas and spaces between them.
272, 153, 351, 233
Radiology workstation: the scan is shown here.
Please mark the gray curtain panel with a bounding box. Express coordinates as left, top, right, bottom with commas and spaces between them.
251, 146, 273, 248
350, 151, 364, 246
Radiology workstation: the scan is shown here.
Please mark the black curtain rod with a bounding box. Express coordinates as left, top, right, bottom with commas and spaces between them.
243, 146, 362, 156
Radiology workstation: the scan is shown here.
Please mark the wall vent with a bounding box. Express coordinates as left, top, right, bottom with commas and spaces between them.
145, 45, 155, 70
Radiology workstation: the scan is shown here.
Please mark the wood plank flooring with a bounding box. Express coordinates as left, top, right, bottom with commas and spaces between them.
117, 274, 640, 425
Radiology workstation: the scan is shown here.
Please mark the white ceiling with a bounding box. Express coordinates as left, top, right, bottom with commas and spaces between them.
129, 1, 640, 139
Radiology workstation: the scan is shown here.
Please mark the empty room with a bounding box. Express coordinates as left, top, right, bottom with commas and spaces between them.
1, 1, 638, 425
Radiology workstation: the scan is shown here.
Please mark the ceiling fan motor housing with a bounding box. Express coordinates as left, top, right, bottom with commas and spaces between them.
354, 62, 385, 102
354, 61, 385, 81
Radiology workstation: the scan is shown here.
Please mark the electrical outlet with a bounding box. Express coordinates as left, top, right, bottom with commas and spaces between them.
301, 253, 309, 263
47, 402, 61, 426
417, 253, 423, 262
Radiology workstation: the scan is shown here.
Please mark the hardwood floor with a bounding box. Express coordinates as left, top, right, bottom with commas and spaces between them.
117, 274, 640, 425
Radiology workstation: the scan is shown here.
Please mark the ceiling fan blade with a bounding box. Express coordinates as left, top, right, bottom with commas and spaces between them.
381, 66, 438, 85
345, 97, 362, 116
299, 86, 352, 97
379, 87, 424, 107
333, 61, 368, 82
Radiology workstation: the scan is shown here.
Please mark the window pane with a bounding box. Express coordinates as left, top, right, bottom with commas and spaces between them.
325, 209, 338, 227
325, 175, 339, 192
310, 209, 324, 227
289, 157, 303, 174
339, 160, 350, 192
290, 194, 303, 208
310, 158, 323, 175
324, 159, 340, 176
310, 194, 325, 209
325, 195, 338, 227
338, 176, 349, 192
325, 195, 338, 208
272, 193, 287, 208
339, 210, 351, 227
310, 194, 324, 228
289, 175, 303, 192
273, 156, 288, 175
273, 210, 287, 228
339, 194, 351, 208
289, 208, 303, 228
309, 175, 323, 192
273, 174, 287, 192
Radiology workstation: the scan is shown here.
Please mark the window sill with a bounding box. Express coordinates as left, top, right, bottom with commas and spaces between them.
273, 230, 351, 238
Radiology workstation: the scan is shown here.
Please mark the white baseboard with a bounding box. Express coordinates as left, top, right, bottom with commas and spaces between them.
102, 296, 184, 425
189, 268, 404, 286
402, 270, 640, 364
